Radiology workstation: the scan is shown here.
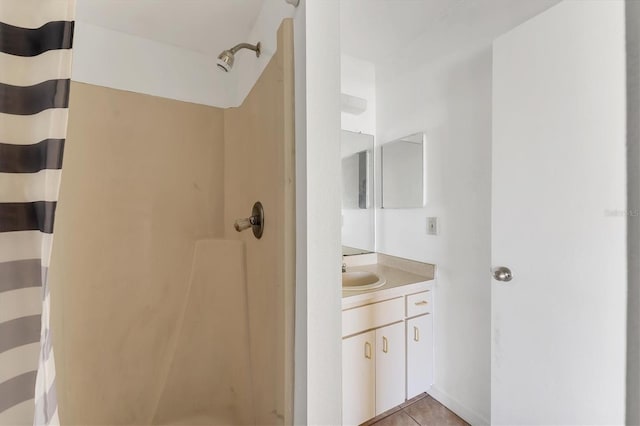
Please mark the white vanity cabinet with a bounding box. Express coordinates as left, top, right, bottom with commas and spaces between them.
375, 321, 406, 414
406, 313, 434, 399
342, 330, 376, 425
342, 282, 434, 425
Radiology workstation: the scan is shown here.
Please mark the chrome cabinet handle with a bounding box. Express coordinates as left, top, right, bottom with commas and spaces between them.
364, 342, 372, 359
492, 266, 513, 282
414, 326, 420, 342
382, 337, 388, 353
414, 300, 428, 306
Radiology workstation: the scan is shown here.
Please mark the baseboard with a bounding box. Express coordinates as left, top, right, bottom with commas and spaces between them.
427, 386, 490, 426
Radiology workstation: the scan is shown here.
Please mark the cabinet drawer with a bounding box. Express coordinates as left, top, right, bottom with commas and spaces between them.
406, 290, 432, 317
342, 297, 404, 337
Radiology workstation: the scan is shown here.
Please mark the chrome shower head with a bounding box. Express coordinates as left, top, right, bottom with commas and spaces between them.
217, 42, 261, 72
217, 50, 234, 72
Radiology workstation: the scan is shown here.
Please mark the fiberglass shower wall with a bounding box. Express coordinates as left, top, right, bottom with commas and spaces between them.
48, 18, 295, 426
153, 21, 296, 425
49, 84, 228, 425
223, 20, 296, 425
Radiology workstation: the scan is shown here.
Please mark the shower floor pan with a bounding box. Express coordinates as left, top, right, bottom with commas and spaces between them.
158, 412, 238, 426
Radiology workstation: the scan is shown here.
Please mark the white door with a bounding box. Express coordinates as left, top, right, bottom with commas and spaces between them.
406, 314, 433, 399
375, 322, 405, 415
342, 330, 375, 425
492, 1, 627, 424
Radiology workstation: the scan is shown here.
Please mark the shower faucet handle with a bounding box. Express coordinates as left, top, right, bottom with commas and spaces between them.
233, 202, 264, 239
234, 217, 253, 232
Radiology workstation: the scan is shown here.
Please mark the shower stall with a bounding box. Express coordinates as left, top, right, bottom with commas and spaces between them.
30, 15, 294, 426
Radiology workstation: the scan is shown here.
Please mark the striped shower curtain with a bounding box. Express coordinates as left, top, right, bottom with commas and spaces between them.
0, 1, 75, 425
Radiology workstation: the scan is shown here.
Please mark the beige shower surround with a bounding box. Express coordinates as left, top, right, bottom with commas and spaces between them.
49, 19, 295, 426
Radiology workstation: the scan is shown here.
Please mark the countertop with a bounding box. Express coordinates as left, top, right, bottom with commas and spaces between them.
341, 254, 435, 308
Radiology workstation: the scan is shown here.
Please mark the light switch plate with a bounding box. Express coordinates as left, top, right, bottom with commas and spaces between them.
427, 217, 438, 235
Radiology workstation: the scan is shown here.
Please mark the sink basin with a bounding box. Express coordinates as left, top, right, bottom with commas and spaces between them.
342, 271, 386, 291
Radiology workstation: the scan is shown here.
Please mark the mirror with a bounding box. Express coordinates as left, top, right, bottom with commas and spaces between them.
341, 130, 375, 253
381, 133, 426, 208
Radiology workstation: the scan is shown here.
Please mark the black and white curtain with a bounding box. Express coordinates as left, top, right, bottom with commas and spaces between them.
0, 1, 75, 425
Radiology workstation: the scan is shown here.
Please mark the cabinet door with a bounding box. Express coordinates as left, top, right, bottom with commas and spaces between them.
342, 330, 376, 425
406, 314, 433, 399
375, 322, 406, 415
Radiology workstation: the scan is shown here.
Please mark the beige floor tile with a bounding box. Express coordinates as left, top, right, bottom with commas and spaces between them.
403, 396, 468, 426
373, 411, 420, 426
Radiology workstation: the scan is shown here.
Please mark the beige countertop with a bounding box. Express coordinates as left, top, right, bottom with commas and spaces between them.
341, 254, 435, 307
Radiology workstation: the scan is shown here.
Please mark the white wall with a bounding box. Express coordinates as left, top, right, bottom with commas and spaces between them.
235, 0, 298, 105
72, 1, 298, 108
376, 44, 492, 424
341, 54, 376, 135
72, 22, 237, 107
296, 1, 343, 425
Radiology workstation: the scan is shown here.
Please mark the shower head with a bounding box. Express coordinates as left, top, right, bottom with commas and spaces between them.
217, 42, 261, 72
217, 50, 235, 72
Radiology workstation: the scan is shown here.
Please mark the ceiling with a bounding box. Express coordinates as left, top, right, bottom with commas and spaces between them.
76, 0, 265, 56
77, 0, 561, 69
340, 0, 561, 66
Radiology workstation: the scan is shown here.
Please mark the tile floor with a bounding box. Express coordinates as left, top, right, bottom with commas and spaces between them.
364, 393, 469, 426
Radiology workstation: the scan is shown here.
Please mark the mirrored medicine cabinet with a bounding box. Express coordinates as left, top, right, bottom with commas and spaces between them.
341, 130, 375, 254
381, 132, 426, 209
341, 130, 426, 256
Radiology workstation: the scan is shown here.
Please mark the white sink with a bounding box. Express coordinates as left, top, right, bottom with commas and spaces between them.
342, 271, 386, 292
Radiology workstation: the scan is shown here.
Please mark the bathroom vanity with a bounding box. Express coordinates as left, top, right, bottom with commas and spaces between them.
341, 254, 435, 425
340, 128, 434, 424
